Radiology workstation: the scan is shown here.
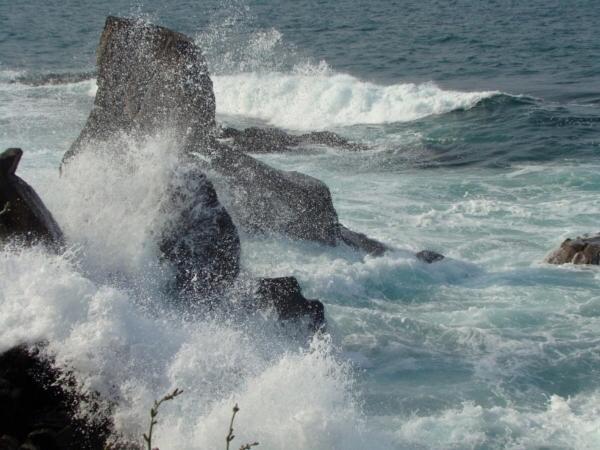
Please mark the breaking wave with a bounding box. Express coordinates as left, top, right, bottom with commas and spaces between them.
213, 68, 499, 130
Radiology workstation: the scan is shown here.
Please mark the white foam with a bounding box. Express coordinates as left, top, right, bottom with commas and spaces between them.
213, 69, 498, 130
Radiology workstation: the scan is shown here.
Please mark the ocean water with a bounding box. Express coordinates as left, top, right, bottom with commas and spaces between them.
2, 1, 600, 449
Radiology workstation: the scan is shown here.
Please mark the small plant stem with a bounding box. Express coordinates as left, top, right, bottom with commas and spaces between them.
143, 388, 183, 450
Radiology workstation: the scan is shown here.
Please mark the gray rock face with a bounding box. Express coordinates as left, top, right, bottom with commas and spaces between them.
211, 145, 341, 245
0, 345, 111, 450
62, 16, 216, 164
0, 149, 64, 250
546, 235, 600, 265
220, 127, 367, 153
159, 157, 240, 295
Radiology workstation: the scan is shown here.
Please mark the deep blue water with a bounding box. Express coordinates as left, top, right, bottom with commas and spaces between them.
1, 1, 600, 449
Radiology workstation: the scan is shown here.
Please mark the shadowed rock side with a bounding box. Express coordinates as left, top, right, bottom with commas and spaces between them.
546, 234, 600, 265
0, 148, 64, 251
256, 277, 325, 332
63, 16, 386, 255
62, 16, 216, 165
220, 126, 367, 153
210, 144, 341, 244
0, 345, 111, 450
159, 157, 240, 295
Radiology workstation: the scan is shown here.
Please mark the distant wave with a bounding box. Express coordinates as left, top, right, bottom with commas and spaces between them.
213, 70, 500, 130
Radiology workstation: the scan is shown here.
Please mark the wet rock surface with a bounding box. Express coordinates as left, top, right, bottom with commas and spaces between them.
256, 277, 325, 332
220, 126, 367, 153
159, 157, 241, 295
0, 346, 111, 450
62, 16, 216, 165
0, 148, 64, 251
63, 16, 383, 254
546, 234, 600, 265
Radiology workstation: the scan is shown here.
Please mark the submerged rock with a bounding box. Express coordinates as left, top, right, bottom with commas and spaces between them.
159, 157, 240, 295
416, 250, 445, 264
546, 234, 600, 265
256, 277, 325, 332
0, 345, 111, 450
221, 126, 367, 153
0, 148, 64, 250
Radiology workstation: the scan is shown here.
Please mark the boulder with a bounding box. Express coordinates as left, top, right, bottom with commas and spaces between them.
0, 345, 111, 450
220, 126, 366, 153
62, 16, 216, 165
546, 234, 600, 265
0, 149, 64, 250
210, 145, 340, 244
256, 277, 325, 332
159, 157, 240, 295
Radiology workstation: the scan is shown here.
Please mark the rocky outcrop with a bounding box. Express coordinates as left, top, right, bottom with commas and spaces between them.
159, 157, 240, 295
210, 145, 341, 244
0, 345, 111, 450
62, 16, 216, 165
0, 148, 64, 251
256, 277, 325, 332
62, 16, 385, 255
546, 234, 600, 265
220, 127, 366, 153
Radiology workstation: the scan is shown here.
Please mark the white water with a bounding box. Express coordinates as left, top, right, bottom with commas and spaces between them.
1, 25, 600, 450
213, 68, 498, 130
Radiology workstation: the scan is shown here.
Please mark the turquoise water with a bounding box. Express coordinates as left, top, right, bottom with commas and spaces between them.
2, 1, 600, 449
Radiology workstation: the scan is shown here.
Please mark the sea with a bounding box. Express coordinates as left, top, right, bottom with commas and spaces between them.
1, 0, 600, 449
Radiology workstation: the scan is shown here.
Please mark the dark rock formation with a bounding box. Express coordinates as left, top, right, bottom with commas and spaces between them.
220, 126, 366, 153
0, 345, 111, 450
159, 157, 240, 295
546, 234, 600, 265
61, 16, 386, 258
62, 16, 216, 165
256, 277, 325, 332
0, 149, 64, 250
210, 145, 341, 244
416, 250, 445, 264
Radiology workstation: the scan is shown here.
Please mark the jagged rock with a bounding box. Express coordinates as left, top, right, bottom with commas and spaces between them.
546, 234, 600, 265
220, 127, 366, 153
0, 346, 111, 450
256, 277, 325, 332
62, 16, 384, 254
210, 145, 340, 244
339, 225, 388, 256
416, 250, 445, 264
159, 157, 240, 295
0, 149, 64, 250
62, 16, 216, 165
